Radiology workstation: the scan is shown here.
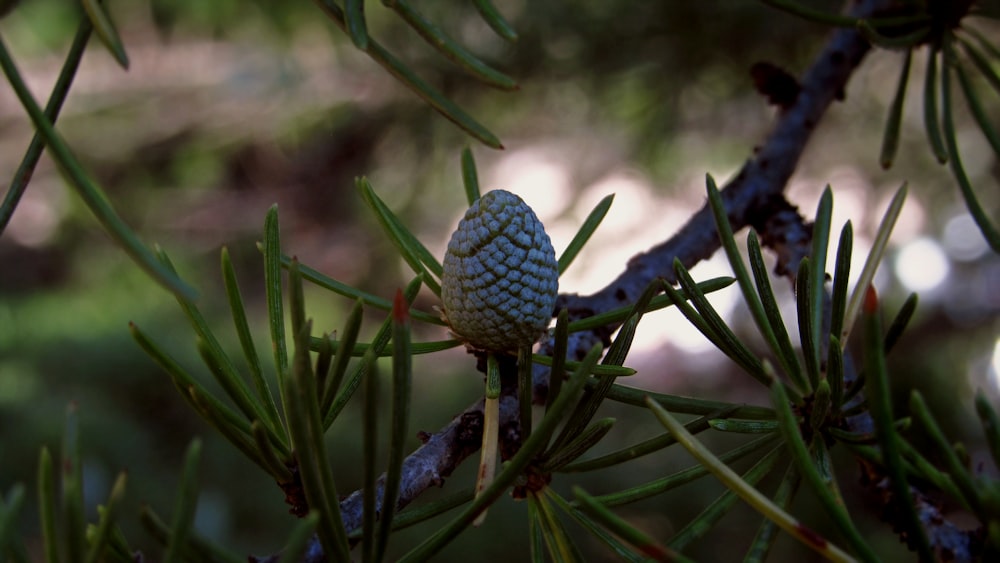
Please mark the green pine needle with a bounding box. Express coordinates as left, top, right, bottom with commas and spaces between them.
84, 472, 127, 563
975, 390, 1000, 470
558, 194, 615, 275
374, 289, 414, 560
278, 513, 320, 563
0, 19, 90, 236
358, 178, 444, 291
941, 39, 1000, 252
652, 395, 859, 562
770, 382, 878, 562
80, 0, 129, 68
668, 443, 783, 551
806, 187, 833, 386
461, 147, 482, 206
707, 174, 806, 393
37, 448, 59, 563
263, 205, 289, 385
533, 489, 585, 561
923, 46, 949, 164
561, 410, 727, 473
880, 50, 912, 168
545, 488, 645, 562
604, 382, 775, 419
473, 0, 518, 42
842, 184, 907, 344
400, 343, 603, 562
0, 484, 29, 563
0, 33, 196, 299
311, 0, 504, 148
565, 277, 734, 333
164, 440, 202, 563
862, 287, 934, 560
578, 488, 676, 560
345, 0, 368, 49
386, 0, 518, 90
222, 247, 283, 434
541, 418, 616, 472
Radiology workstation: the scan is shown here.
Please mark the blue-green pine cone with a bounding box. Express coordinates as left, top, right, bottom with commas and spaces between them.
441, 189, 559, 352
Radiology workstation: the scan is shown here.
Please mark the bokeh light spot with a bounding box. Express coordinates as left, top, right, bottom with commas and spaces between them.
894, 237, 949, 293
943, 212, 989, 262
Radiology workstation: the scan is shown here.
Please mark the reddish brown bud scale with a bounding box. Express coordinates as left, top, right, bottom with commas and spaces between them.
795, 523, 829, 549
639, 544, 673, 561
864, 284, 879, 315
392, 287, 409, 323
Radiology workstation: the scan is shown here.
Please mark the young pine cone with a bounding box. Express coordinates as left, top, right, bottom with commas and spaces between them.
441, 190, 559, 352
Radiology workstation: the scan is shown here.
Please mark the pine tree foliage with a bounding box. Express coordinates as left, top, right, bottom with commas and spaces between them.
1, 1, 999, 562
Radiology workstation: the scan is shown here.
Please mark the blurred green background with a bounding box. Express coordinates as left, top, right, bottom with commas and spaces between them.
1, 0, 998, 560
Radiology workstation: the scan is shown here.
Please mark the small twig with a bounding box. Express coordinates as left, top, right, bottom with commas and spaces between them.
250, 388, 521, 563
